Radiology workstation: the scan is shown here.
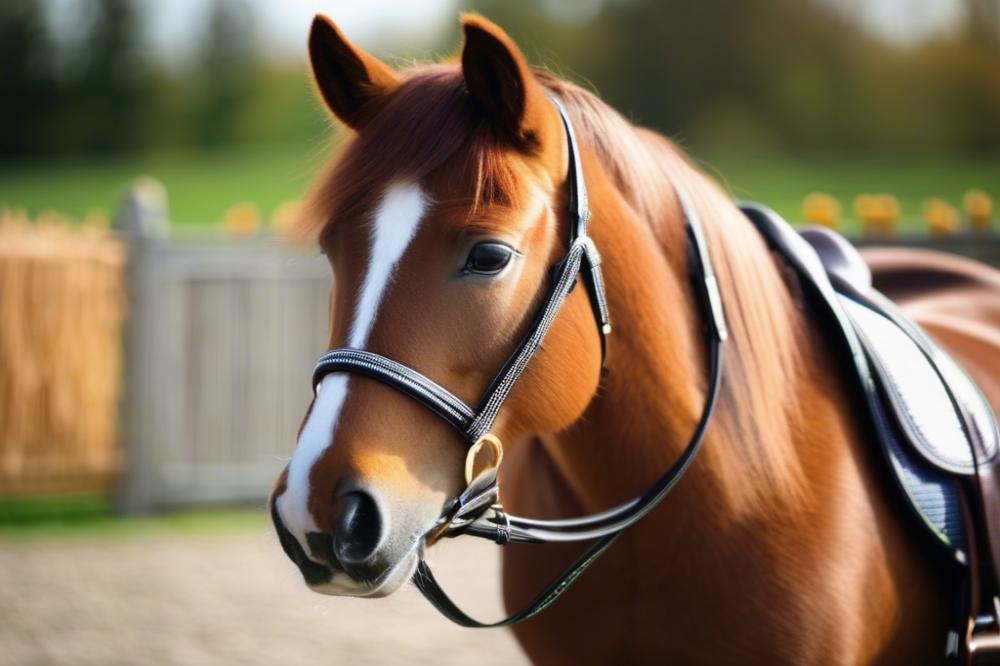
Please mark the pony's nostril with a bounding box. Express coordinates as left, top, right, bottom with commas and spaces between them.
334, 491, 382, 565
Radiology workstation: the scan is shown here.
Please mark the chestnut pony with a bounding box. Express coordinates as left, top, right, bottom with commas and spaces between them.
270, 14, 1000, 664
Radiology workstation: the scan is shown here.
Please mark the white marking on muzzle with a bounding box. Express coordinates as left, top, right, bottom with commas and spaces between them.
277, 183, 427, 559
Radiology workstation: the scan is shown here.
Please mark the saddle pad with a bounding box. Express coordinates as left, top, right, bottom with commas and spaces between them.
839, 295, 997, 476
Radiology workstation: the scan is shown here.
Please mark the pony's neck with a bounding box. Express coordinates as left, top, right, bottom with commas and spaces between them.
544, 128, 817, 520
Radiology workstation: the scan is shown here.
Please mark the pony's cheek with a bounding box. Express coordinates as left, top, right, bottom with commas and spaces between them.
499, 298, 603, 439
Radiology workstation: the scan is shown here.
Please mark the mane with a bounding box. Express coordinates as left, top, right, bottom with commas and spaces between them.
304, 63, 808, 507
672, 159, 809, 508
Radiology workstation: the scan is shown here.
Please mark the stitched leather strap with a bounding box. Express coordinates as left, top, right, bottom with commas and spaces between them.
466, 238, 592, 442
313, 348, 475, 433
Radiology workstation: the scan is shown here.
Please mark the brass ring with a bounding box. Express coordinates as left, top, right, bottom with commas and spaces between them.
465, 433, 504, 484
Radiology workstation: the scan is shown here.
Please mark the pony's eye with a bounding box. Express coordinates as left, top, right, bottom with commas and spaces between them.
462, 242, 514, 275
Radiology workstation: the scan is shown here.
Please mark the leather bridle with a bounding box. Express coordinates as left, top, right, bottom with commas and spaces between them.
310, 95, 729, 627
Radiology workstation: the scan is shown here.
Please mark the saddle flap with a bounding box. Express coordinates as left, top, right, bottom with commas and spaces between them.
840, 295, 998, 476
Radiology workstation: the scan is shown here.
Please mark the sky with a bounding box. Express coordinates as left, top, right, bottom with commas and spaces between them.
833, 0, 966, 45
148, 0, 458, 65
46, 0, 969, 68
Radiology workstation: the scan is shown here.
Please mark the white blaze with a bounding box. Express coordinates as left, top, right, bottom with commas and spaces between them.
277, 183, 427, 554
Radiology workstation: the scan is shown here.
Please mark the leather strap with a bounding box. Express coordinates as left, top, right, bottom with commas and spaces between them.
313, 348, 474, 433
549, 93, 611, 358
550, 94, 589, 243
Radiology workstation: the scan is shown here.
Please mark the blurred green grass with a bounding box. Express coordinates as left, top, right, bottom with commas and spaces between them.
1, 145, 997, 232
699, 154, 1000, 234
0, 496, 267, 541
0, 142, 331, 225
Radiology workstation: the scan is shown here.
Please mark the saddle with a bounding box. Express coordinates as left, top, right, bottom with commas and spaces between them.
740, 204, 1000, 664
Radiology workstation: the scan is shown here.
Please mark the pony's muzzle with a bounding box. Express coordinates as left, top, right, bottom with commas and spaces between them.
279, 487, 392, 580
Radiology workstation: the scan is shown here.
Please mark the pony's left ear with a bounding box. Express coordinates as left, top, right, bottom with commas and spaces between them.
309, 15, 399, 130
460, 14, 549, 148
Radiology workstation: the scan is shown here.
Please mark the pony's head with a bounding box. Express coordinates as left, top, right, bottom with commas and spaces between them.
270, 14, 604, 596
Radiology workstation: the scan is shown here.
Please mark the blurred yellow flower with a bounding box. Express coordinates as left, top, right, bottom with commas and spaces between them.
36, 209, 69, 228
223, 202, 261, 237
922, 198, 960, 237
963, 189, 993, 232
802, 193, 842, 229
854, 194, 900, 237
82, 210, 110, 230
270, 200, 303, 233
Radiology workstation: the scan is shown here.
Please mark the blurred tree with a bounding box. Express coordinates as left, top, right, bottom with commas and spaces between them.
0, 1, 57, 158
466, 0, 856, 152
965, 0, 1000, 51
66, 0, 150, 153
194, 0, 257, 147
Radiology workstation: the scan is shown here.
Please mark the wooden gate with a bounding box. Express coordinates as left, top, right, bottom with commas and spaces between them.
115, 184, 330, 512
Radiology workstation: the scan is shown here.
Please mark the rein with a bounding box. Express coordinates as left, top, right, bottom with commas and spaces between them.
309, 95, 728, 626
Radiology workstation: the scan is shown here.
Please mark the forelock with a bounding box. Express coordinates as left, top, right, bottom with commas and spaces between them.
306, 64, 525, 246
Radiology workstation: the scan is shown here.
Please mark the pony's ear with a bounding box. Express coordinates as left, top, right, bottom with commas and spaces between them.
460, 14, 548, 148
308, 15, 399, 130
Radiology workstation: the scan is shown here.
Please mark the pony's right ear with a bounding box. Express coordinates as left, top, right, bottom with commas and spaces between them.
308, 15, 399, 130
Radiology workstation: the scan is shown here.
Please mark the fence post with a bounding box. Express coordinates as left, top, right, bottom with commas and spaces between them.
113, 178, 169, 514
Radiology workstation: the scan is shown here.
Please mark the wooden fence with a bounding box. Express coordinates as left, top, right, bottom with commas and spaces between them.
0, 213, 126, 495
115, 183, 330, 512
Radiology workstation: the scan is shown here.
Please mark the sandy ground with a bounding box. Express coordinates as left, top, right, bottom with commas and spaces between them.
0, 527, 528, 666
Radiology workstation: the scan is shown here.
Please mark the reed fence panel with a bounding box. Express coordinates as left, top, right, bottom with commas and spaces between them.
0, 215, 126, 495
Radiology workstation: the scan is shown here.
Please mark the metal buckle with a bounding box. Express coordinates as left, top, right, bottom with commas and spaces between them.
490, 504, 512, 545
968, 596, 1000, 660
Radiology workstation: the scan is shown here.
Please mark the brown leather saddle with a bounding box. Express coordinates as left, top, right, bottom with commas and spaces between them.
741, 204, 1000, 664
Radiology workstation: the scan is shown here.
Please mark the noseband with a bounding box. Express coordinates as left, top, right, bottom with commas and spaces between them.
310, 95, 728, 627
